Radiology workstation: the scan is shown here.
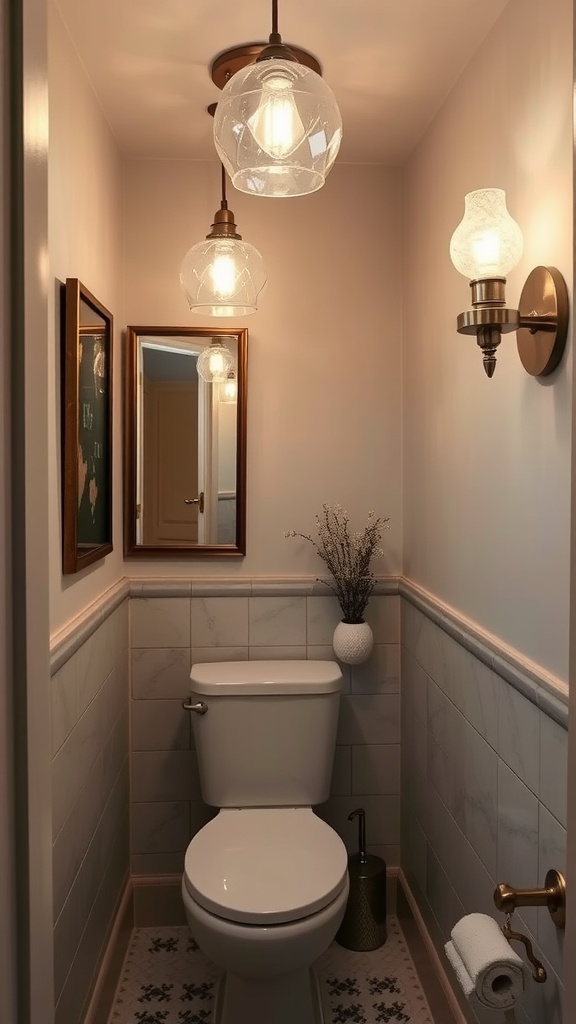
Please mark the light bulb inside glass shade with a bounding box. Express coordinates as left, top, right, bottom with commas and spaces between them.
180, 237, 267, 316
197, 339, 234, 383
213, 58, 342, 198
449, 188, 524, 279
248, 68, 306, 159
220, 371, 238, 403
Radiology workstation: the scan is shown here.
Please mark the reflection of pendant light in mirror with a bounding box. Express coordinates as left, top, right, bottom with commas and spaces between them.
180, 108, 267, 316
219, 369, 238, 403
211, 0, 342, 198
197, 337, 234, 383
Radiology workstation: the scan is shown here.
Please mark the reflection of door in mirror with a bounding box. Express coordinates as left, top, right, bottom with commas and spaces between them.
139, 343, 201, 545
125, 326, 246, 556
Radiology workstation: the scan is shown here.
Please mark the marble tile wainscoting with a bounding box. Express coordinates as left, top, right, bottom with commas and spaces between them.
129, 580, 402, 879
400, 582, 568, 1024
50, 582, 131, 1024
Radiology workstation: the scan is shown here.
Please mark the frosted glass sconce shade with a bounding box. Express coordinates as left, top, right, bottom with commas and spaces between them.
213, 57, 342, 198
197, 338, 234, 383
450, 188, 569, 379
450, 189, 523, 280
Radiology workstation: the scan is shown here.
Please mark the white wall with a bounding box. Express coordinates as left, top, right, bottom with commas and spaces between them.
402, 0, 573, 684
121, 159, 403, 579
48, 1, 123, 636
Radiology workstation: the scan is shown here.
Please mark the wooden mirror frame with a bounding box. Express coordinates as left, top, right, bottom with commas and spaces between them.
123, 325, 248, 558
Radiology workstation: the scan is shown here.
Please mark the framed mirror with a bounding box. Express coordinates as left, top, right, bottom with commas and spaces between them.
124, 326, 247, 557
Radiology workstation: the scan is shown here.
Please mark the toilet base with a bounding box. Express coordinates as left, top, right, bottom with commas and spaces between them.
213, 966, 326, 1024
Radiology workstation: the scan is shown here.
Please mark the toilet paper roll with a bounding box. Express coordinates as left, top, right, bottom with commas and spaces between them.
444, 912, 527, 1010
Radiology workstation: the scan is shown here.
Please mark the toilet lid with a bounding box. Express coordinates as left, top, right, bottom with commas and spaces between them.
183, 808, 348, 925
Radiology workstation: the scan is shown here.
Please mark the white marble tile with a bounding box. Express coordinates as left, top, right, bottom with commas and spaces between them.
131, 699, 191, 751
306, 595, 341, 645
190, 646, 248, 665
52, 752, 104, 921
248, 596, 307, 646
132, 648, 191, 700
456, 721, 498, 878
131, 598, 191, 648
498, 681, 540, 796
458, 653, 499, 750
426, 847, 466, 942
131, 750, 201, 803
364, 595, 400, 643
351, 644, 400, 693
336, 694, 400, 745
539, 714, 567, 828
51, 653, 78, 756
191, 597, 248, 647
497, 761, 539, 906
77, 629, 106, 716
249, 645, 307, 660
307, 645, 351, 692
400, 648, 428, 723
131, 851, 186, 875
351, 744, 400, 796
427, 734, 458, 818
131, 801, 190, 854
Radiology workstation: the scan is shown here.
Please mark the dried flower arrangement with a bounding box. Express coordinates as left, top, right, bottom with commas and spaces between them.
285, 504, 390, 623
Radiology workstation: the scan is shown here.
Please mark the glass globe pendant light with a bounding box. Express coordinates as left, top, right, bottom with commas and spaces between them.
197, 337, 234, 383
180, 116, 267, 317
211, 0, 342, 198
220, 369, 238, 403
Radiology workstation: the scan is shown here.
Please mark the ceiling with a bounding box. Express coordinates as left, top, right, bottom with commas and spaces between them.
54, 0, 511, 165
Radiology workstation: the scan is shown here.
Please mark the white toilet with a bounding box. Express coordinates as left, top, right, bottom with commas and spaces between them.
181, 659, 350, 1024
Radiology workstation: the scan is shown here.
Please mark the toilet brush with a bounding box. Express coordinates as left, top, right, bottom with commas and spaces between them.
336, 807, 387, 950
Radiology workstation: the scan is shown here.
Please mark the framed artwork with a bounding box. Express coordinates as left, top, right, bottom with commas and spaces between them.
62, 278, 113, 574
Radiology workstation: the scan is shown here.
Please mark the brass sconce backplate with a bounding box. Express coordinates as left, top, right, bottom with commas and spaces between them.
517, 265, 569, 376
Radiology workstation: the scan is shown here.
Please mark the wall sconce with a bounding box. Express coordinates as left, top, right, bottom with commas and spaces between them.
197, 337, 234, 383
450, 188, 569, 378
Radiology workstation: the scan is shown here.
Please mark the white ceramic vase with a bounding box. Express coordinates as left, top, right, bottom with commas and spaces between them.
332, 620, 373, 665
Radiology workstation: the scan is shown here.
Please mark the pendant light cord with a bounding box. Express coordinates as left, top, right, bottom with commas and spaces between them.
220, 163, 228, 210
272, 0, 278, 34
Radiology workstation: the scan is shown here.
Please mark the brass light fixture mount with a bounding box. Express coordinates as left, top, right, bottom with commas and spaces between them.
456, 266, 569, 379
211, 43, 321, 88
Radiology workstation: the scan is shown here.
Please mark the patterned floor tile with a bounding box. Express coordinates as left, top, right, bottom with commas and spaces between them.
108, 918, 434, 1023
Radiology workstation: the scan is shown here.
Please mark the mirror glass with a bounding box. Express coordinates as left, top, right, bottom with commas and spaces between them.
124, 326, 247, 556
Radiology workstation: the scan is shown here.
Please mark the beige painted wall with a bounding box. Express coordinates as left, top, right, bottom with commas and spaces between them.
402, 0, 573, 684
121, 158, 403, 580
48, 1, 123, 635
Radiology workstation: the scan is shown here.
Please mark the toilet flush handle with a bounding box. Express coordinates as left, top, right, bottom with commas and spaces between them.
182, 699, 209, 715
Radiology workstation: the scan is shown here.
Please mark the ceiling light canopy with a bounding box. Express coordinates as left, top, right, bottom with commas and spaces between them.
211, 0, 342, 198
180, 134, 267, 316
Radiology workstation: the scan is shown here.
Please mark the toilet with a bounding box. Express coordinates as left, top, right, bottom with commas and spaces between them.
181, 659, 350, 1024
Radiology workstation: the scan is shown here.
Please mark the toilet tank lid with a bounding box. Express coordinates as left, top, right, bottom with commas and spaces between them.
189, 660, 343, 695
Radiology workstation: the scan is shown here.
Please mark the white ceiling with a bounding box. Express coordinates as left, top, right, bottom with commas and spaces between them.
54, 0, 511, 165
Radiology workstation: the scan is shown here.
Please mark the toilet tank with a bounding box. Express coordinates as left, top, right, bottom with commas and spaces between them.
188, 660, 342, 808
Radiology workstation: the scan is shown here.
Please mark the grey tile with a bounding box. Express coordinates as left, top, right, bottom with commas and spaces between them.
306, 595, 341, 646
330, 745, 351, 796
131, 750, 201, 802
248, 596, 307, 646
498, 681, 540, 796
351, 744, 400, 796
131, 802, 190, 854
52, 752, 104, 921
364, 596, 400, 643
456, 720, 498, 878
77, 629, 106, 716
337, 694, 400, 745
131, 699, 191, 751
539, 714, 567, 828
351, 644, 400, 693
318, 794, 399, 849
190, 646, 248, 665
131, 598, 191, 648
249, 646, 307, 660
400, 648, 428, 722
497, 761, 539, 935
131, 852, 186, 875
191, 597, 248, 647
132, 648, 191, 700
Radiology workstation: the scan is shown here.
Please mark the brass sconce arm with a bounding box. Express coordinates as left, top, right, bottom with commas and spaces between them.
493, 868, 566, 928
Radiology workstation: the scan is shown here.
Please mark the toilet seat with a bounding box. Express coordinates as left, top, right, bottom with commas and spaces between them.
183, 807, 348, 925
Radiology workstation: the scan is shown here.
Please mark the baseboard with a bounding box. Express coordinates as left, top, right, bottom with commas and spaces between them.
83, 879, 134, 1024
133, 873, 187, 926
397, 869, 470, 1024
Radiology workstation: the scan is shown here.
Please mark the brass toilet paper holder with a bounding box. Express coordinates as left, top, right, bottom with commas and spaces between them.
493, 868, 566, 929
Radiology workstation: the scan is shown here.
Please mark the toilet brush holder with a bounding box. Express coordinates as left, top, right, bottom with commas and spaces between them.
336, 807, 387, 951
